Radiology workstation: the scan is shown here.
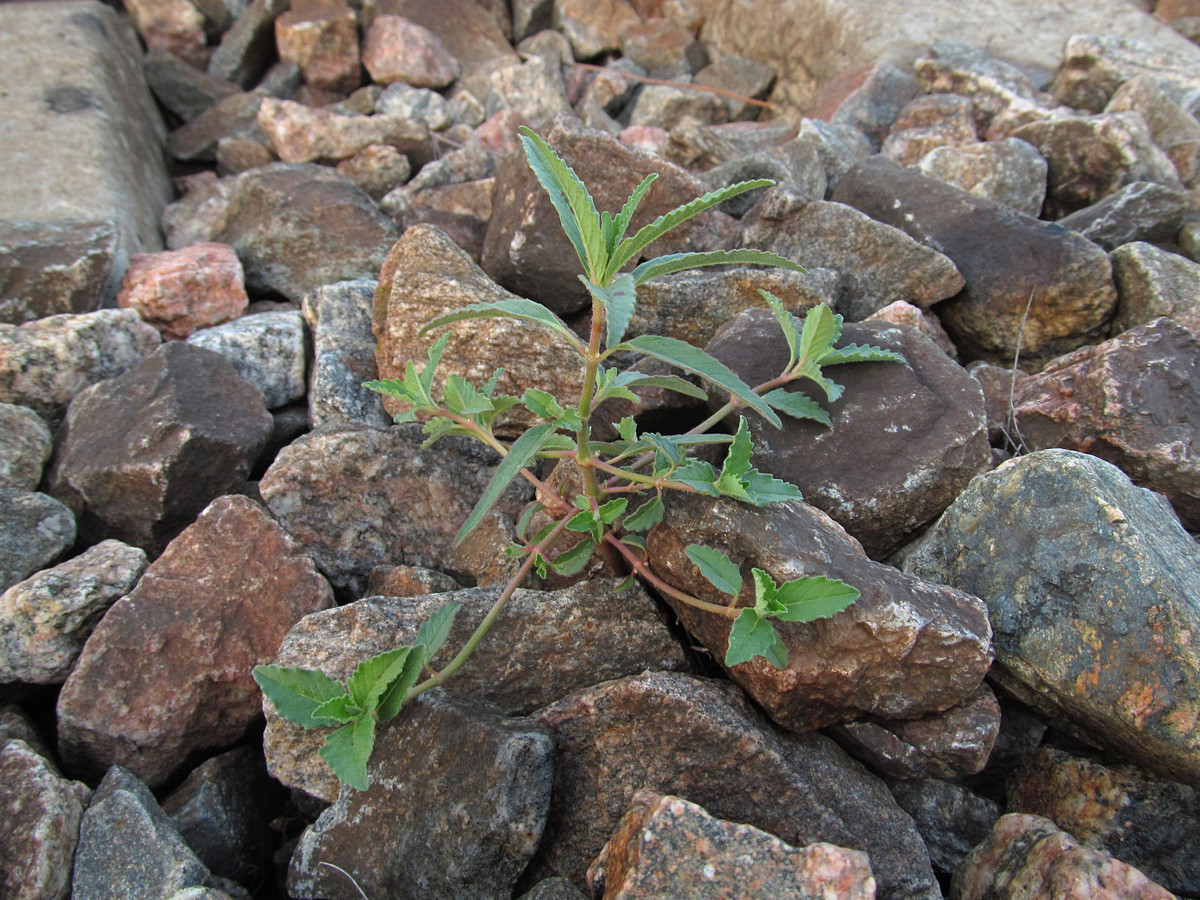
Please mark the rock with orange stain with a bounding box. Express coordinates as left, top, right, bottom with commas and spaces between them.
904, 448, 1200, 789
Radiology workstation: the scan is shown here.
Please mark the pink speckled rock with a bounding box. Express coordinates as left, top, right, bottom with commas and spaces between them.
275, 0, 361, 93
117, 243, 247, 341
361, 15, 461, 89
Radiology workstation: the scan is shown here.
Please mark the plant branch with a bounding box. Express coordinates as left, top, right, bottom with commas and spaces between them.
604, 534, 739, 617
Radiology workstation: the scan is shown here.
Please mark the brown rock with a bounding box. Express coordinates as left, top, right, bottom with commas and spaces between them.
589, 790, 876, 899
832, 156, 1118, 367
553, 0, 641, 59
1049, 32, 1200, 114
334, 143, 411, 200
1111, 241, 1200, 334
881, 93, 979, 167
257, 97, 435, 166
815, 62, 918, 150
0, 221, 119, 325
275, 1, 362, 93
915, 137, 1048, 218
1106, 75, 1200, 187
364, 564, 459, 596
950, 813, 1176, 900
619, 20, 705, 76
866, 300, 958, 358
166, 91, 266, 164
361, 15, 461, 88
124, 0, 207, 68
1012, 317, 1200, 528
47, 342, 273, 554
373, 223, 586, 434
56, 495, 334, 787
529, 671, 940, 900
117, 243, 248, 341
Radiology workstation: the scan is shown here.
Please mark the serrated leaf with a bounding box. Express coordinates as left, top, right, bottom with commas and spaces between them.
739, 468, 803, 505
762, 389, 832, 427
414, 602, 459, 658
252, 665, 349, 729
566, 508, 602, 542
551, 538, 596, 576
597, 498, 628, 524
605, 179, 778, 281
582, 272, 638, 349
454, 423, 557, 546
618, 416, 638, 443
759, 290, 800, 370
715, 417, 754, 498
620, 335, 781, 427
725, 609, 787, 668
797, 304, 840, 371
759, 571, 860, 623
669, 459, 720, 495
377, 645, 426, 720
624, 496, 664, 531
312, 695, 361, 723
319, 715, 376, 791
420, 298, 584, 351
686, 544, 742, 596
614, 371, 708, 401
443, 374, 496, 416
820, 343, 907, 366
519, 126, 607, 278
631, 248, 804, 287
346, 646, 413, 711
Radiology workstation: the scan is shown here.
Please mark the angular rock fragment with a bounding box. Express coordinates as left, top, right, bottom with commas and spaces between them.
0, 539, 147, 685
57, 495, 334, 786
142, 51, 241, 123
886, 777, 1001, 875
833, 156, 1118, 367
362, 14, 461, 89
117, 242, 248, 341
274, 0, 361, 93
881, 93, 978, 167
903, 449, 1200, 787
1110, 240, 1200, 333
186, 310, 307, 409
705, 312, 991, 556
263, 579, 687, 800
553, 0, 640, 59
287, 691, 553, 900
1011, 318, 1200, 528
820, 61, 919, 150
866, 300, 958, 358
916, 137, 1048, 217
257, 97, 436, 166
48, 342, 273, 554
1106, 74, 1200, 187
166, 91, 267, 164
1055, 181, 1188, 250
0, 490, 75, 595
1049, 32, 1200, 115
207, 0, 289, 88
0, 221, 120, 325
334, 144, 412, 200
0, 403, 52, 491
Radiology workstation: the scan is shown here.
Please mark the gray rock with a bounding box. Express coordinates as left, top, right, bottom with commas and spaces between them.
0, 490, 75, 594
887, 777, 1001, 875
693, 55, 776, 120
57, 495, 334, 787
0, 2, 171, 283
287, 691, 554, 900
142, 51, 241, 122
47, 342, 273, 555
529, 670, 940, 900
0, 705, 50, 758
1110, 240, 1200, 334
1010, 318, 1200, 529
824, 61, 919, 150
256, 98, 436, 168
517, 877, 587, 900
301, 279, 390, 429
903, 449, 1200, 788
627, 80, 730, 130
0, 739, 91, 900
206, 0, 288, 88
165, 91, 265, 164
552, 0, 640, 60
487, 55, 572, 128
705, 312, 992, 556
916, 137, 1048, 218
0, 539, 147, 684
1049, 32, 1200, 115
646, 493, 993, 733
1106, 74, 1200, 188
376, 81, 457, 130
1056, 181, 1189, 251
832, 156, 1118, 367
701, 140, 826, 216
0, 403, 52, 491
72, 766, 212, 899
739, 191, 964, 320
214, 163, 400, 304
258, 423, 533, 596
186, 310, 307, 409
0, 220, 120, 325
162, 174, 238, 251
0, 309, 161, 423
263, 579, 690, 800
795, 118, 875, 195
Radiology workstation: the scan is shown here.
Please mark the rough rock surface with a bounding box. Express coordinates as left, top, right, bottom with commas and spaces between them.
915, 137, 1048, 217
0, 403, 52, 491
1055, 181, 1189, 251
887, 776, 1002, 875
528, 671, 940, 900
0, 221, 119, 325
47, 341, 273, 554
56, 495, 334, 787
903, 450, 1200, 788
116, 243, 248, 341
0, 490, 75, 595
257, 97, 435, 166
287, 691, 554, 900
185, 310, 307, 409
1111, 241, 1200, 334
705, 311, 992, 556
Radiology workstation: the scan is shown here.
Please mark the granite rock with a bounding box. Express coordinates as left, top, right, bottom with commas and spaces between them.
117, 242, 248, 341
0, 403, 52, 492
186, 310, 307, 409
0, 490, 75, 595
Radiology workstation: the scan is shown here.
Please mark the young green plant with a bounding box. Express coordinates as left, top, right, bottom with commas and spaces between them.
254, 127, 902, 789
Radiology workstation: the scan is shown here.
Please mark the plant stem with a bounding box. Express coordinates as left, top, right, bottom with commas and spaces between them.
574, 296, 607, 502
604, 534, 740, 617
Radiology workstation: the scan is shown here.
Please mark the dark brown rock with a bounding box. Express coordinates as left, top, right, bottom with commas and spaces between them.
886, 777, 1002, 875
143, 51, 242, 123
257, 423, 533, 596
646, 493, 993, 732
589, 790, 876, 899
705, 311, 992, 557
0, 221, 119, 325
47, 342, 273, 555
56, 495, 334, 786
1056, 181, 1189, 251
481, 115, 735, 315
1011, 317, 1200, 528
165, 90, 266, 164
1048, 32, 1200, 115
528, 671, 940, 900
214, 162, 400, 303
833, 156, 1118, 367
263, 579, 688, 800
287, 691, 553, 900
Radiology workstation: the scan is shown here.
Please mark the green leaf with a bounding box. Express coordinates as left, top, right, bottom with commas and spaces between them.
566, 507, 603, 543
551, 538, 596, 576
610, 173, 658, 254
522, 387, 582, 430
669, 459, 720, 495
364, 332, 451, 412
760, 290, 800, 371
725, 609, 787, 668
715, 417, 754, 499
762, 388, 832, 427
443, 374, 497, 416
624, 496, 664, 531
518, 126, 607, 278
739, 469, 803, 505
686, 544, 742, 596
420, 298, 584, 351
319, 715, 376, 791
820, 343, 906, 366
597, 497, 628, 524
312, 695, 361, 723
631, 248, 804, 286
414, 602, 460, 658
252, 665, 349, 729
377, 645, 426, 720
613, 371, 707, 401
755, 570, 860, 623
346, 646, 414, 711
604, 179, 778, 281
454, 423, 557, 546
797, 304, 840, 370
582, 272, 637, 349
619, 335, 781, 427
618, 416, 638, 443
